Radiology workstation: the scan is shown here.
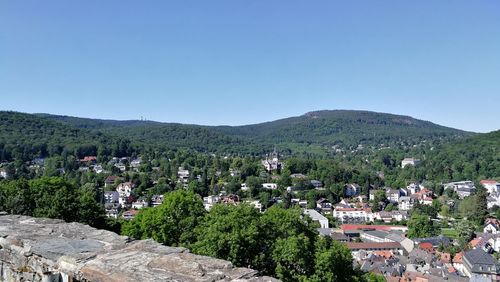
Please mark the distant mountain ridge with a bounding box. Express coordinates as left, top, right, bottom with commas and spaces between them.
0, 110, 475, 161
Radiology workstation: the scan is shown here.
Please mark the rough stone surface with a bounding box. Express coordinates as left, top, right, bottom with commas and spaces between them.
0, 214, 278, 282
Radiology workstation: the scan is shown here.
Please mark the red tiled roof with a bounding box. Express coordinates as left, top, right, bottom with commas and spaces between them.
374, 251, 394, 259
469, 238, 482, 248
82, 156, 97, 162
419, 242, 434, 251
344, 242, 402, 250
453, 252, 463, 263
481, 180, 498, 185
123, 210, 140, 216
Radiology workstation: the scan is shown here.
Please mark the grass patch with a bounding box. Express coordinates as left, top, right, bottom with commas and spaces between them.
441, 228, 458, 238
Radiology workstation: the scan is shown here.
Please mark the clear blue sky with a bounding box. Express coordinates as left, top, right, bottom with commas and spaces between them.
1, 1, 499, 132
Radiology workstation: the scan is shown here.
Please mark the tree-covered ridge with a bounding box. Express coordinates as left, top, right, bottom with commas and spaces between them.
0, 111, 119, 161
34, 109, 471, 154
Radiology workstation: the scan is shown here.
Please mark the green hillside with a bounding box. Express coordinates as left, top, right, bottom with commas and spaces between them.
0, 110, 475, 161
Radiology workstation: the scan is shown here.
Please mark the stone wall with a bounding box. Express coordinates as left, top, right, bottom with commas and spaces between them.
0, 214, 278, 282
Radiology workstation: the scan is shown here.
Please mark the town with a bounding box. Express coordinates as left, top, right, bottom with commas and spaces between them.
2, 148, 499, 282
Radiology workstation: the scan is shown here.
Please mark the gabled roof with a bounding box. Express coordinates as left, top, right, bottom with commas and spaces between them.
464, 249, 496, 265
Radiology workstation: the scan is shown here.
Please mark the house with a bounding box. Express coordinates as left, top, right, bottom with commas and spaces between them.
398, 196, 415, 211
333, 207, 374, 223
488, 193, 500, 209
316, 198, 333, 213
484, 218, 500, 234
331, 232, 350, 242
203, 195, 221, 211
443, 181, 476, 199
375, 211, 409, 222
481, 180, 500, 194
411, 188, 434, 205
116, 182, 134, 205
401, 158, 421, 168
340, 224, 408, 233
114, 164, 127, 172
130, 158, 142, 169
241, 183, 250, 191
304, 209, 329, 228
93, 165, 105, 174
386, 188, 401, 203
80, 156, 97, 163
310, 180, 323, 188
345, 183, 362, 197
0, 169, 7, 179
177, 167, 190, 188
407, 183, 422, 195
131, 198, 149, 209
245, 200, 263, 212
261, 149, 282, 172
122, 210, 140, 220
105, 175, 119, 187
262, 183, 278, 190
413, 236, 451, 248
221, 194, 240, 205
116, 182, 133, 198
104, 191, 119, 203
456, 187, 476, 199
462, 249, 500, 279
104, 203, 121, 218
345, 242, 404, 256
291, 198, 308, 208
150, 194, 164, 207
453, 252, 466, 276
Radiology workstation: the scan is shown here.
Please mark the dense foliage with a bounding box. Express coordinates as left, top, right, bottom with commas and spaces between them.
0, 177, 105, 227
123, 191, 360, 281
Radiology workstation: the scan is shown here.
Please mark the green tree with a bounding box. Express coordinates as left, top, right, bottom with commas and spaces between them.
122, 190, 205, 247
308, 237, 356, 282
272, 234, 314, 281
407, 213, 436, 238
455, 218, 476, 250
191, 204, 262, 268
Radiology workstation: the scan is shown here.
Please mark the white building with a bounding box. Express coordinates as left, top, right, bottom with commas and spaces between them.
116, 182, 133, 198
178, 167, 190, 188
406, 183, 422, 195
304, 209, 329, 228
333, 207, 374, 223
261, 149, 282, 172
203, 195, 221, 211
262, 183, 278, 190
132, 198, 149, 209
401, 158, 421, 168
104, 191, 119, 203
241, 183, 250, 191
398, 196, 415, 211
444, 181, 476, 199
386, 188, 401, 203
487, 193, 500, 209
481, 180, 500, 194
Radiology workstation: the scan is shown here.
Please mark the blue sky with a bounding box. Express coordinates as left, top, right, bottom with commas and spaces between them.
1, 1, 499, 132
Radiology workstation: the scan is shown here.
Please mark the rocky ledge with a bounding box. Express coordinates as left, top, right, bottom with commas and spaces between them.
0, 214, 277, 282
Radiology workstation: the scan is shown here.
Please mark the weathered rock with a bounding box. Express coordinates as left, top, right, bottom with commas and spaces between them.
0, 214, 278, 282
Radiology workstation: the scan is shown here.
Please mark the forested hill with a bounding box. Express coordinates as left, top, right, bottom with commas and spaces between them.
0, 110, 474, 161
216, 110, 468, 146
423, 129, 500, 180
41, 110, 470, 150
